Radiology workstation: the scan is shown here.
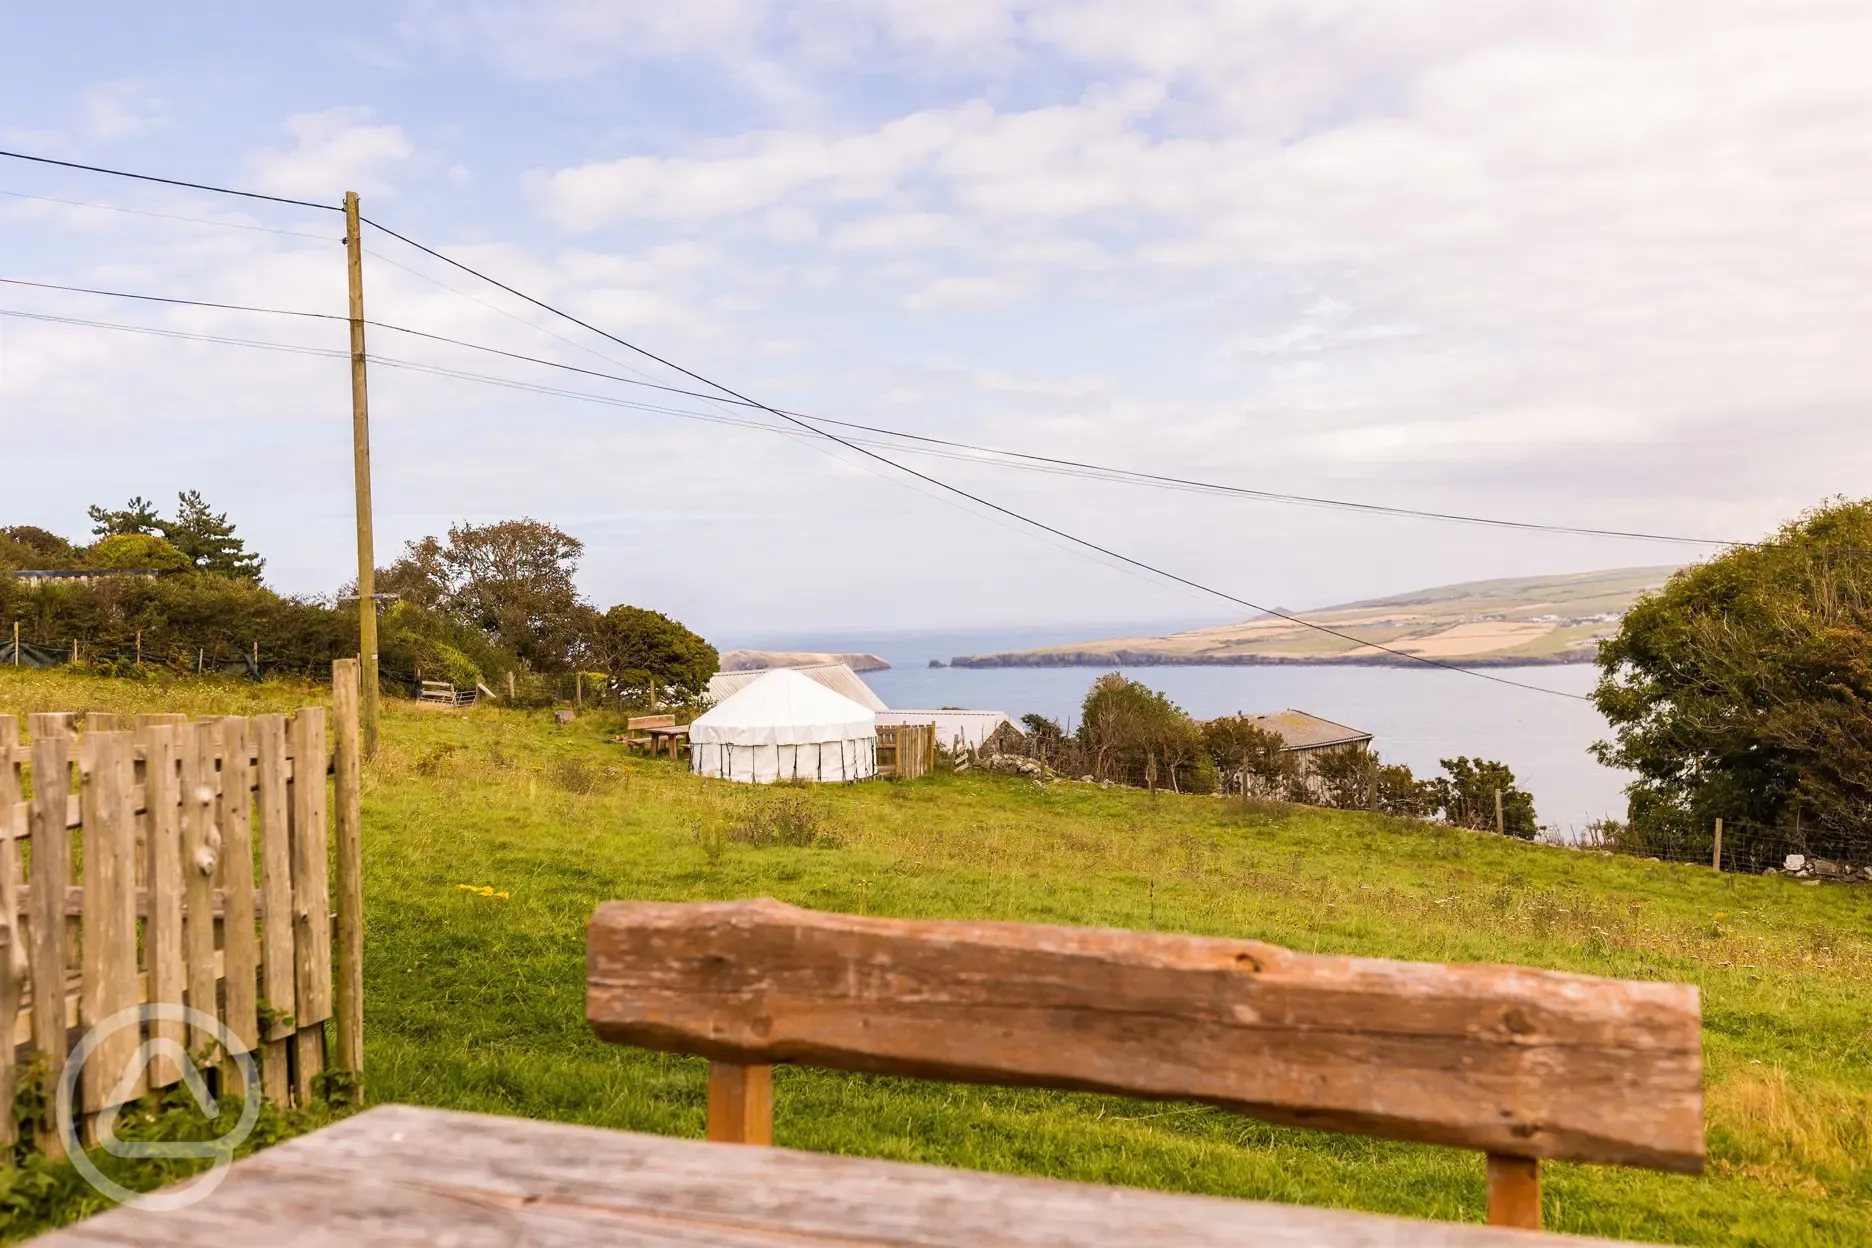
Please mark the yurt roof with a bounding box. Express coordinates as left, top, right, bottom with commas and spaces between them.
707, 662, 888, 713
690, 668, 877, 747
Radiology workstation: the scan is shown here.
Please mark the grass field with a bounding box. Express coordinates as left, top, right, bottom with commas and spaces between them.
3, 669, 1870, 1245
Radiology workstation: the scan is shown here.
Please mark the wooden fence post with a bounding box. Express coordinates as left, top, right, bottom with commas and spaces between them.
253, 714, 294, 1105
1486, 1154, 1541, 1229
26, 714, 71, 1156
181, 722, 223, 1056
79, 729, 140, 1136
0, 716, 23, 1151
1711, 818, 1724, 872
289, 707, 332, 1104
220, 717, 260, 1087
333, 659, 365, 1090
142, 720, 187, 1089
1494, 788, 1504, 837
707, 1061, 773, 1145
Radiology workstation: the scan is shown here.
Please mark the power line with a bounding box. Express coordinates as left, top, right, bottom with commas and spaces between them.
0, 308, 346, 359
358, 216, 1592, 700
0, 188, 337, 240
1, 272, 1740, 548
0, 148, 337, 213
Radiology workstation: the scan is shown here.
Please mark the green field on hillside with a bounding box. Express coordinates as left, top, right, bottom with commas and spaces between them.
2, 670, 1870, 1245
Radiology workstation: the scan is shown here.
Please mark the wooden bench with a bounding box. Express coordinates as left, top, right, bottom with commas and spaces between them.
587, 898, 1704, 1233
617, 714, 676, 754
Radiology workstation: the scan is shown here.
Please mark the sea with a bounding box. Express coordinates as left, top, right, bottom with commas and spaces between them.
729, 624, 1631, 836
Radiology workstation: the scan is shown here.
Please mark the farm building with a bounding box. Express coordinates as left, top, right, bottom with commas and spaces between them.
689, 668, 877, 784
1244, 710, 1373, 759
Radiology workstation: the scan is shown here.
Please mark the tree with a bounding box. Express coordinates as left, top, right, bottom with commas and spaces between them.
1373, 761, 1432, 817
83, 492, 263, 580
1593, 499, 1872, 862
1202, 715, 1293, 796
377, 520, 588, 672
0, 526, 79, 571
88, 533, 190, 573
1077, 674, 1200, 790
1426, 757, 1537, 838
1313, 747, 1377, 810
163, 490, 264, 581
584, 605, 717, 701
87, 496, 162, 538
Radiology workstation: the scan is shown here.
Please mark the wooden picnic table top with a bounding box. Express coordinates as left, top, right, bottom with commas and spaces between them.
36, 1104, 1645, 1246
645, 723, 689, 735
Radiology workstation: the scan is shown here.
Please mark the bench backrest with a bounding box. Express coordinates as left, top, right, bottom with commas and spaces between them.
626, 714, 676, 731
587, 898, 1703, 1231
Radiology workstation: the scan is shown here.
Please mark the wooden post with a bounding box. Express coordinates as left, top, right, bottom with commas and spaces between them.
1485, 1154, 1541, 1229
507, 670, 516, 701
1712, 818, 1724, 872
219, 717, 260, 1088
332, 659, 366, 1089
1494, 788, 1504, 837
289, 708, 333, 1104
71, 637, 78, 664
80, 729, 141, 1129
197, 647, 204, 676
143, 721, 186, 1089
707, 1061, 773, 1145
27, 714, 71, 1156
10, 619, 17, 664
344, 191, 382, 759
182, 722, 223, 1054
575, 673, 582, 711
0, 716, 23, 1151
135, 629, 141, 666
254, 715, 295, 1105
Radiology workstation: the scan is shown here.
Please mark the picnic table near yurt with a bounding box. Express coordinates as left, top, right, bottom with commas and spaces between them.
688, 667, 878, 783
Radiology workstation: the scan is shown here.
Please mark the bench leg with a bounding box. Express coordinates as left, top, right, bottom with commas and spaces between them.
1486, 1154, 1541, 1229
707, 1061, 773, 1145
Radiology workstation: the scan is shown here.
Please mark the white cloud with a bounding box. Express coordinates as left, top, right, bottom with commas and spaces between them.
81, 80, 167, 140
248, 108, 415, 199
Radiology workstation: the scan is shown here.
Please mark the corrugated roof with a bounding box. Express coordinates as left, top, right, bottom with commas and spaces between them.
707, 662, 889, 713
1244, 709, 1372, 751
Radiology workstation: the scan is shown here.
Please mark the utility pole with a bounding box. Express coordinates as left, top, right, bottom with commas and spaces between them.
344, 191, 381, 756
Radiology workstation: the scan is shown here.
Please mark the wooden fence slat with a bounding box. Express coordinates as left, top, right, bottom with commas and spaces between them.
0, 715, 22, 1151
254, 714, 294, 1104
27, 714, 72, 1157
80, 730, 141, 1116
332, 659, 365, 1082
290, 708, 331, 1102
182, 722, 223, 1054
144, 723, 186, 1088
218, 717, 260, 1075
588, 898, 1707, 1172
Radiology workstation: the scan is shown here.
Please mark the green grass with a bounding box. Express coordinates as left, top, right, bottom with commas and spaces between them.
3, 668, 1871, 1245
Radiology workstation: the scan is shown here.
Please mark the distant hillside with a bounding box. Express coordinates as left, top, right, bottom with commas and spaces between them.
951, 566, 1681, 669
719, 649, 892, 674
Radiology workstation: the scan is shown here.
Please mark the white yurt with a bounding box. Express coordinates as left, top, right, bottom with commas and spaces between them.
689, 668, 877, 784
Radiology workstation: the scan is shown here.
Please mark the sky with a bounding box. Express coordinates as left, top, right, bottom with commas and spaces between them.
2, 1, 1868, 641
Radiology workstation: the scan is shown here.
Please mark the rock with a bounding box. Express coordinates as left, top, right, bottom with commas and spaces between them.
1763, 867, 1780, 876
927, 659, 946, 668
1784, 853, 1806, 872
553, 710, 575, 725
1079, 775, 1095, 783
1801, 879, 1822, 887
980, 753, 1052, 780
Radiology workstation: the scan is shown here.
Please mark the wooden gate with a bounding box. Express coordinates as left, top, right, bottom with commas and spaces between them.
876, 723, 935, 780
0, 660, 364, 1156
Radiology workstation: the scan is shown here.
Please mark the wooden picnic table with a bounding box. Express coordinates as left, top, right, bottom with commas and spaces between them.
38, 1104, 1645, 1246
643, 722, 689, 758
